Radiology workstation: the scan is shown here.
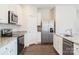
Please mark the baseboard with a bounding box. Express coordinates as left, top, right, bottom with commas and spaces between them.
41, 43, 53, 45
25, 42, 41, 48
53, 46, 59, 55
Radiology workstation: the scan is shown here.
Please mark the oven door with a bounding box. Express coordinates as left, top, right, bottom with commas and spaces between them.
17, 35, 24, 55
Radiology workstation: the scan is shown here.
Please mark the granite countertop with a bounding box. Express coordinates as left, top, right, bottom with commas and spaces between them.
54, 33, 79, 45
0, 31, 27, 48
12, 31, 27, 37
0, 37, 16, 48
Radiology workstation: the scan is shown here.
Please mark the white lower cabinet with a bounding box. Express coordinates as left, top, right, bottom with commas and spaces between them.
74, 43, 79, 55
53, 34, 79, 55
0, 37, 17, 55
0, 44, 11, 55
53, 34, 63, 55
9, 38, 17, 55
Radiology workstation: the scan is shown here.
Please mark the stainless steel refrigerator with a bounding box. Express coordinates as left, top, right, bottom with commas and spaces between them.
41, 21, 54, 44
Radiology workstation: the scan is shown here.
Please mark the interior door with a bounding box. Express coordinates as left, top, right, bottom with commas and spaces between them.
26, 15, 37, 45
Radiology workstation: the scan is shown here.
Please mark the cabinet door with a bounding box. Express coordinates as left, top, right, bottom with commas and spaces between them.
12, 39, 17, 55
0, 44, 10, 55
9, 38, 17, 55
0, 38, 11, 55
57, 36, 63, 55
0, 47, 7, 55
37, 12, 41, 25
5, 44, 11, 55
17, 5, 23, 25
0, 38, 17, 55
74, 43, 79, 55
53, 34, 63, 55
0, 5, 8, 23
53, 34, 58, 52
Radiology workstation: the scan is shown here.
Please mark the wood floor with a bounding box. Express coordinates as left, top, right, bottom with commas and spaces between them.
21, 44, 58, 55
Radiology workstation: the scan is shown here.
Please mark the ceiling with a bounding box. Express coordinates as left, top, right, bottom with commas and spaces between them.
21, 4, 79, 9
21, 4, 55, 9
32, 4, 55, 9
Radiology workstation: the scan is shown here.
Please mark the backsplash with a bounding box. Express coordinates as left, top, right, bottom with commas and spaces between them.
0, 24, 21, 32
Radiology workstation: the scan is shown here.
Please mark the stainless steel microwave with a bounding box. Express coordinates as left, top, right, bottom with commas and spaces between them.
8, 11, 18, 24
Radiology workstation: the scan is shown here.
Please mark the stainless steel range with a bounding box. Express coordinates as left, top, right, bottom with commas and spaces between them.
17, 35, 24, 55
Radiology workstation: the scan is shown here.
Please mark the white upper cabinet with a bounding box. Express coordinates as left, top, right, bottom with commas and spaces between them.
16, 5, 23, 25
8, 5, 17, 13
37, 12, 41, 25
0, 5, 9, 23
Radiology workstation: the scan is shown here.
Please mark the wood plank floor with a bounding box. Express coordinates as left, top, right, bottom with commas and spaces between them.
21, 44, 59, 55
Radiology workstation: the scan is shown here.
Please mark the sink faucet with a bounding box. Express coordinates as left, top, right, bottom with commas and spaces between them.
65, 28, 72, 36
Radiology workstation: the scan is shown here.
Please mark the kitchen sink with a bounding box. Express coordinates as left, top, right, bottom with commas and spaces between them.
64, 34, 72, 37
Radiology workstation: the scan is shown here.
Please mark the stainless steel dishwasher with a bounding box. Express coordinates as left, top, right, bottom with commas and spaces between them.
63, 38, 74, 55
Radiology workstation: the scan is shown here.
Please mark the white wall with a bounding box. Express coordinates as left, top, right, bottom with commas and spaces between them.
73, 6, 79, 35
55, 5, 76, 35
